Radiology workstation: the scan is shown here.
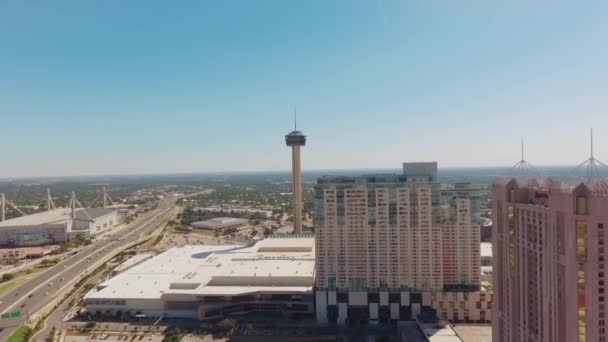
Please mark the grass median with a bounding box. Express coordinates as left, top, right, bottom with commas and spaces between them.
7, 325, 32, 342
0, 280, 18, 296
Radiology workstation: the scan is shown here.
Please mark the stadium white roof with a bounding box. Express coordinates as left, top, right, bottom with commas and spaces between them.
86, 237, 316, 301
0, 209, 71, 228
74, 208, 117, 221
0, 208, 117, 229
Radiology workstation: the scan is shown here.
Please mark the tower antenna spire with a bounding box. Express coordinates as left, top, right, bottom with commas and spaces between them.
521, 137, 524, 161
294, 107, 297, 131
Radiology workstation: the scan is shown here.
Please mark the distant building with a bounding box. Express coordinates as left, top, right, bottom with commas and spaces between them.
192, 206, 272, 219
314, 162, 489, 325
441, 182, 483, 223
403, 161, 438, 182
480, 242, 492, 267
492, 177, 608, 342
191, 217, 248, 231
0, 245, 59, 260
84, 237, 316, 320
480, 219, 492, 242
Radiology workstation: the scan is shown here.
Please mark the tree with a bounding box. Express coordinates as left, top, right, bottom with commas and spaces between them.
46, 326, 57, 342
217, 318, 237, 336
223, 227, 238, 235
162, 327, 183, 342
84, 321, 97, 330
2, 273, 15, 282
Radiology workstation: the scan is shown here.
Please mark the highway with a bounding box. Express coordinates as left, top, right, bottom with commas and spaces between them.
0, 199, 178, 340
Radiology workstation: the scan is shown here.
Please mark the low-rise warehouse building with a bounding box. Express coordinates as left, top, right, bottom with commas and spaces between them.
0, 245, 59, 260
191, 217, 248, 231
84, 237, 316, 320
192, 207, 273, 219
71, 208, 120, 238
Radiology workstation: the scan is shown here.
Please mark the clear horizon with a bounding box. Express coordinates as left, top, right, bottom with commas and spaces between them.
1, 164, 604, 181
2, 0, 608, 178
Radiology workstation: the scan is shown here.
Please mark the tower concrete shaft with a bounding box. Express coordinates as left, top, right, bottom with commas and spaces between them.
291, 144, 303, 234
1, 194, 5, 222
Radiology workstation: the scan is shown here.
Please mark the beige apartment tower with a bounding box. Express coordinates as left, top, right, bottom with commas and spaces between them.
314, 163, 489, 325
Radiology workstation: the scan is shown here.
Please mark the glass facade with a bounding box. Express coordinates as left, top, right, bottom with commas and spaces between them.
508, 206, 515, 273
579, 268, 587, 342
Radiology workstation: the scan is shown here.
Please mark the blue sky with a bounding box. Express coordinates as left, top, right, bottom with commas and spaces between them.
1, 0, 608, 177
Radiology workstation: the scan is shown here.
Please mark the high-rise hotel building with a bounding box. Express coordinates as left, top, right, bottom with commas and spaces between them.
314, 162, 490, 324
493, 177, 608, 342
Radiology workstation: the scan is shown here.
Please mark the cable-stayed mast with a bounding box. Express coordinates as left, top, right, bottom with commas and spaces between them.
573, 128, 608, 181
88, 187, 115, 208
0, 193, 26, 222
69, 192, 91, 220
47, 188, 56, 211
512, 138, 541, 174
102, 187, 114, 208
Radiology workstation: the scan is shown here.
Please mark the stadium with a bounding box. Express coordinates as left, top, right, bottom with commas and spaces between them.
0, 208, 119, 246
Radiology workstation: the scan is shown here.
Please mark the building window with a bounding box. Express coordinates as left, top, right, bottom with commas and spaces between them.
577, 221, 588, 261
576, 196, 588, 215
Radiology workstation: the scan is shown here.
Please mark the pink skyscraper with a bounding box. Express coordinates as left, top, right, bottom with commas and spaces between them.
493, 177, 608, 342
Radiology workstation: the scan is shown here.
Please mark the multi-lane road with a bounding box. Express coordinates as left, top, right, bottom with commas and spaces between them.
0, 199, 178, 341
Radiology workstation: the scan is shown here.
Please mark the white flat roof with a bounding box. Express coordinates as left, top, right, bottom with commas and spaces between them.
113, 253, 155, 274
86, 237, 316, 301
480, 242, 492, 258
